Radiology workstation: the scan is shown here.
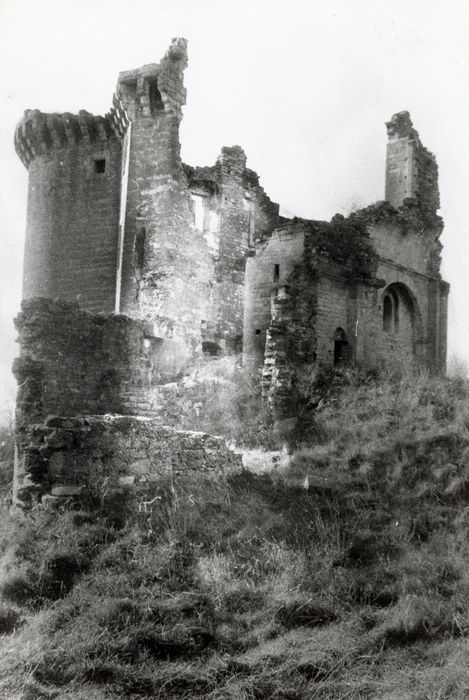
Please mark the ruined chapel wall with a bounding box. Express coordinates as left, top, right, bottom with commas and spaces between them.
315, 274, 350, 365
368, 221, 439, 277
243, 227, 305, 368
373, 259, 448, 371
385, 111, 439, 212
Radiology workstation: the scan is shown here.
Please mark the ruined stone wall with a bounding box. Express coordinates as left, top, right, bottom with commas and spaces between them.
117, 40, 212, 367
335, 194, 447, 372
185, 147, 279, 351
359, 206, 446, 371
385, 111, 439, 212
367, 218, 442, 277
243, 224, 305, 368
12, 298, 151, 425
315, 274, 350, 364
263, 267, 318, 420
15, 111, 124, 313
14, 40, 280, 360
12, 298, 242, 506
15, 415, 241, 508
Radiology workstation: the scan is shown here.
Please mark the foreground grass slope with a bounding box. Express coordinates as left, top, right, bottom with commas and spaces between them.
1, 368, 469, 699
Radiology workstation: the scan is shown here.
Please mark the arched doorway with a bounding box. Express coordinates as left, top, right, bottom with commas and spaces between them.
333, 327, 349, 366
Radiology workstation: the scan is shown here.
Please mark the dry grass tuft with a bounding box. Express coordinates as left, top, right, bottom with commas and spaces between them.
1, 369, 469, 698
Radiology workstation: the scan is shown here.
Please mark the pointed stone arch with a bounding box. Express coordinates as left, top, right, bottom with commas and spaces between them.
381, 282, 423, 363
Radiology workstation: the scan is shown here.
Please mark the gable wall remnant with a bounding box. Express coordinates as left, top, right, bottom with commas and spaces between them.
385, 110, 440, 212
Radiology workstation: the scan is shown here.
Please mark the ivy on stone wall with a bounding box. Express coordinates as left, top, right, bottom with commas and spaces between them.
298, 216, 379, 280
349, 199, 443, 236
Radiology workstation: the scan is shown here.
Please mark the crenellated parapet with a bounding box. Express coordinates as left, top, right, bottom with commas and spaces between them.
116, 37, 188, 121
14, 107, 126, 168
106, 94, 130, 139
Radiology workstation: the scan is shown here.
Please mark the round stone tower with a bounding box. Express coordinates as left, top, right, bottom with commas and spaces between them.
15, 106, 128, 313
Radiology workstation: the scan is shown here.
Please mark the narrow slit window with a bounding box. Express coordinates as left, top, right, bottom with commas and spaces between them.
273, 264, 280, 282
94, 158, 106, 174
383, 294, 393, 332
393, 295, 399, 333
135, 228, 146, 273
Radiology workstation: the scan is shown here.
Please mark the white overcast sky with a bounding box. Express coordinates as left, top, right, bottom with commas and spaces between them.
1, 0, 468, 414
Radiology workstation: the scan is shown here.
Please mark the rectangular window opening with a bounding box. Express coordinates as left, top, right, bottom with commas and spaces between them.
148, 78, 164, 114
255, 329, 261, 335
94, 158, 106, 174
273, 264, 280, 282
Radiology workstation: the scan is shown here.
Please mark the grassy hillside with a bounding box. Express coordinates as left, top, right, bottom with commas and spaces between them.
1, 367, 469, 699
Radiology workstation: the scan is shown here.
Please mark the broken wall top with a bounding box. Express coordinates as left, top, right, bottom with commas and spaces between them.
117, 38, 188, 121
14, 37, 188, 168
385, 110, 440, 213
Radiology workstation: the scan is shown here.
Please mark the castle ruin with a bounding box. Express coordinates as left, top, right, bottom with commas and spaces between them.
12, 39, 448, 505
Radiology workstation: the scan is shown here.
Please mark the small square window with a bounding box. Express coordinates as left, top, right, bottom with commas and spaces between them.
255, 329, 261, 335
94, 158, 106, 174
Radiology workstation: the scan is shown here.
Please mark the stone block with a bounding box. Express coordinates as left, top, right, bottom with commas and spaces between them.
51, 485, 84, 497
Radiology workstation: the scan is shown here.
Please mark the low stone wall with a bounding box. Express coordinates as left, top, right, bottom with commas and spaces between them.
12, 298, 244, 506
13, 297, 150, 422
14, 414, 242, 507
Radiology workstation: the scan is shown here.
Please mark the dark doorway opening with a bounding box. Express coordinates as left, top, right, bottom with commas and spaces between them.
202, 341, 222, 357
333, 327, 349, 366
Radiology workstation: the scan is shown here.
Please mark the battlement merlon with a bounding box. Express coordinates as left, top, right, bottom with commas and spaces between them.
14, 97, 129, 169
385, 110, 440, 213
116, 37, 188, 121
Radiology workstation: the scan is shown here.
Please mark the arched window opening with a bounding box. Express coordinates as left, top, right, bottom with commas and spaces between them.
380, 282, 422, 362
383, 288, 401, 334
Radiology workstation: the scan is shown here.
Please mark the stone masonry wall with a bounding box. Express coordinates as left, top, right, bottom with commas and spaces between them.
12, 298, 151, 426
15, 111, 124, 314
14, 415, 241, 508
117, 40, 212, 364
12, 298, 242, 506
243, 224, 306, 369
385, 111, 440, 213
15, 40, 280, 360
184, 147, 279, 351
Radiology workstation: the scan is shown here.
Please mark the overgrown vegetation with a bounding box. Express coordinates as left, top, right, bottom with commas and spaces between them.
161, 358, 278, 448
0, 417, 14, 489
1, 368, 469, 698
